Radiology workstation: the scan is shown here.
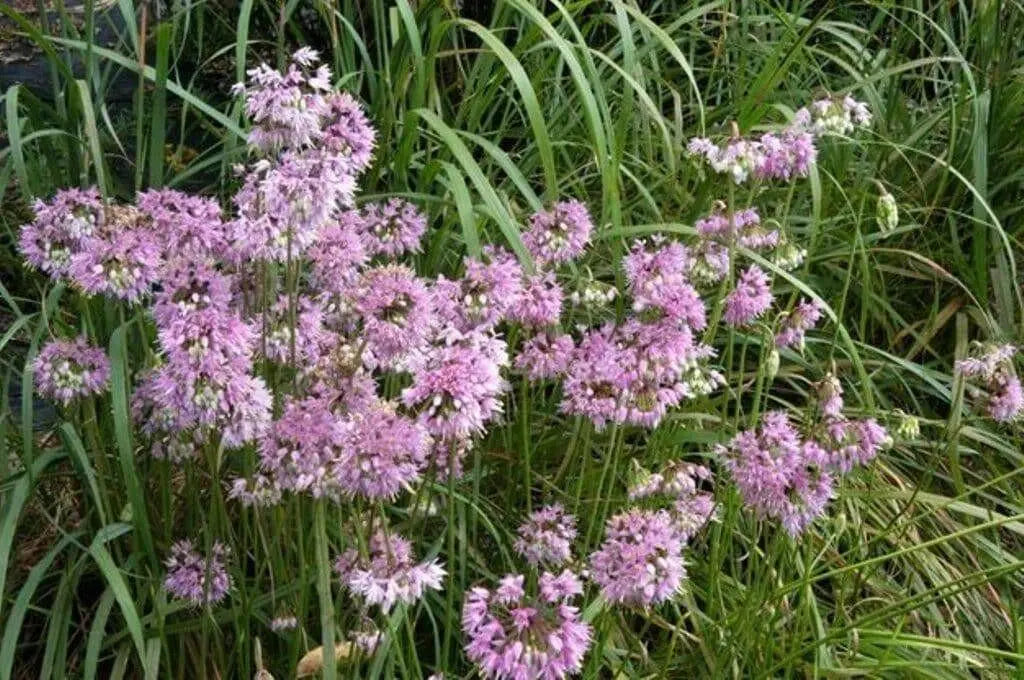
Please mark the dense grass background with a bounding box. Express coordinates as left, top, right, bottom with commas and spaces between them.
1, 0, 1022, 677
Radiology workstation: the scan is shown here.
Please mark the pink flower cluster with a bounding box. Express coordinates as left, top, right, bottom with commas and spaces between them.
719, 377, 890, 535
334, 527, 445, 612
163, 540, 231, 606
955, 343, 1023, 422
463, 571, 591, 680
513, 504, 577, 567
33, 336, 110, 405
688, 95, 870, 184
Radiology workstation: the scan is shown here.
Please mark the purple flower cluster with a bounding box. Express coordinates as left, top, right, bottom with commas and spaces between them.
695, 206, 778, 250
513, 504, 577, 567
463, 571, 591, 680
720, 392, 890, 535
588, 509, 686, 607
956, 343, 1024, 422
360, 199, 428, 258
19, 187, 102, 276
723, 265, 773, 327
33, 336, 110, 405
688, 95, 870, 184
164, 540, 231, 606
775, 298, 825, 350
334, 527, 445, 612
628, 461, 716, 541
522, 200, 593, 266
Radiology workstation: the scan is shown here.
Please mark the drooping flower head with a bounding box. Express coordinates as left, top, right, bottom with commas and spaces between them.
433, 247, 524, 332
775, 298, 824, 350
137, 188, 229, 260
462, 571, 591, 680
34, 337, 111, 405
509, 272, 563, 327
321, 90, 377, 176
794, 95, 872, 137
695, 206, 779, 250
623, 238, 706, 329
335, 528, 444, 612
718, 411, 835, 536
309, 210, 368, 295
523, 200, 594, 266
723, 265, 773, 327
164, 539, 231, 606
235, 48, 332, 153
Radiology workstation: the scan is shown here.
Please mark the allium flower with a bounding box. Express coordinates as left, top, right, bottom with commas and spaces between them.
513, 504, 577, 567
509, 272, 563, 327
402, 330, 508, 439
433, 247, 524, 332
334, 528, 444, 612
816, 373, 844, 418
156, 305, 255, 375
229, 150, 353, 261
19, 187, 103, 277
228, 475, 282, 508
588, 509, 685, 606
235, 49, 331, 153
359, 199, 427, 258
723, 265, 773, 326
987, 373, 1024, 422
775, 298, 824, 349
523, 200, 594, 266
260, 396, 344, 497
718, 411, 835, 536
322, 90, 376, 175
353, 265, 433, 368
819, 417, 890, 473
309, 210, 368, 295
623, 239, 706, 329
514, 332, 574, 380
34, 337, 110, 405
795, 95, 872, 136
559, 324, 633, 429
462, 571, 591, 680
137, 188, 229, 259
629, 461, 717, 539
270, 615, 299, 632
69, 224, 162, 302
334, 402, 431, 500
755, 129, 817, 180
695, 206, 778, 250
152, 259, 234, 328
688, 239, 731, 286
955, 343, 1017, 381
688, 136, 763, 184
262, 294, 327, 366
164, 540, 231, 606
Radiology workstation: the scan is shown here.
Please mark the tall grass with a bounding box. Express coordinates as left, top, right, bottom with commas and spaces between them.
1, 1, 1022, 678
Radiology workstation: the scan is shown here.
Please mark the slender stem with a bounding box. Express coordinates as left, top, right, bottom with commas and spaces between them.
315, 499, 337, 679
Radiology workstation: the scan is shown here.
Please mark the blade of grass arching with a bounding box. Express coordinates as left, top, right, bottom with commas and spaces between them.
74, 80, 107, 195
415, 109, 530, 265
0, 448, 67, 628
88, 523, 147, 668
455, 19, 558, 199
613, 1, 705, 133
456, 130, 542, 211
83, 588, 117, 680
147, 22, 172, 188
442, 162, 481, 258
59, 422, 109, 527
110, 325, 157, 571
0, 532, 80, 680
46, 37, 246, 141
